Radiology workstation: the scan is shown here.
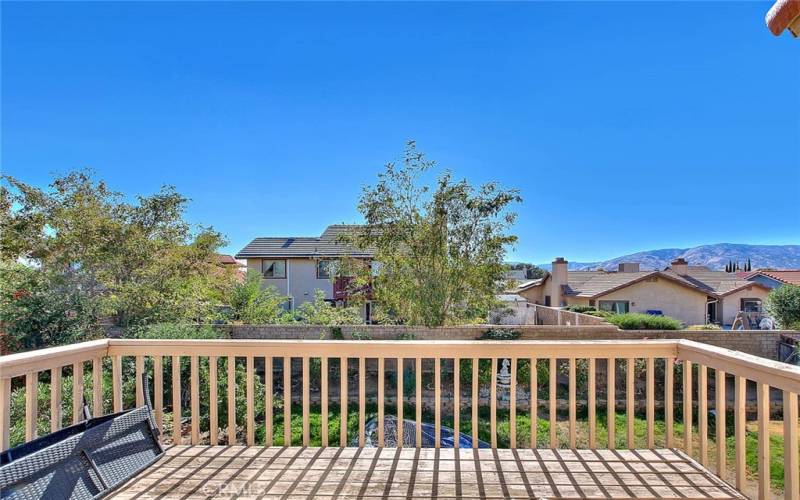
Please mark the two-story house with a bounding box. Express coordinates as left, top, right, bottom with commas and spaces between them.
235, 225, 375, 319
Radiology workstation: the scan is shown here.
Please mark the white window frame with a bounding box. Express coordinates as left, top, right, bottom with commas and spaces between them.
261, 259, 286, 279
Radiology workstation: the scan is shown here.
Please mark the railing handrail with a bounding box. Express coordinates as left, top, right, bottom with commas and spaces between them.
677, 339, 800, 393
0, 339, 109, 379
105, 338, 679, 358
4, 338, 800, 389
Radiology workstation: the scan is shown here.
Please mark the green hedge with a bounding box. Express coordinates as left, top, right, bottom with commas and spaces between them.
607, 312, 682, 330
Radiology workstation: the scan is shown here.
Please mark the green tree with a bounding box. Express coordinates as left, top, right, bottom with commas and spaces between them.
0, 261, 102, 350
351, 141, 521, 326
1, 171, 236, 334
766, 284, 800, 330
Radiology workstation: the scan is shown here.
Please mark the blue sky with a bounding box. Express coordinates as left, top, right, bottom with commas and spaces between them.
2, 1, 798, 263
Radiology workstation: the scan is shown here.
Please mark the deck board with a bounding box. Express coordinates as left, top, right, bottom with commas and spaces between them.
112, 446, 745, 499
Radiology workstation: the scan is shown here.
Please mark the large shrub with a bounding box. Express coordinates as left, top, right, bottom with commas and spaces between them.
766, 284, 800, 330
607, 312, 682, 330
563, 305, 596, 314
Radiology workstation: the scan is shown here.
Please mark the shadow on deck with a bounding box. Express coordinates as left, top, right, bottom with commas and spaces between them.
112, 445, 744, 499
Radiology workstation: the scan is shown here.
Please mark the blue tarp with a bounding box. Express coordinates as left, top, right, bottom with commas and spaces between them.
356, 416, 491, 448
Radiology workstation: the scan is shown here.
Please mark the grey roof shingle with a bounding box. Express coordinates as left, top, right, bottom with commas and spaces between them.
235, 225, 374, 259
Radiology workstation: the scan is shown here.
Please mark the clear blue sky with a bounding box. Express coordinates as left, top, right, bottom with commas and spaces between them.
2, 2, 798, 263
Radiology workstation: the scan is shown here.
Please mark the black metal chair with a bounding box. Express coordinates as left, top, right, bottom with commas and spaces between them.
0, 375, 164, 499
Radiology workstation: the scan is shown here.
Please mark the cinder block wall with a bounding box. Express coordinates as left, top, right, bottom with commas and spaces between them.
218, 324, 797, 360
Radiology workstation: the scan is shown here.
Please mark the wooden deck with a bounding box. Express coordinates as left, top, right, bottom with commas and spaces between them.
112, 446, 746, 499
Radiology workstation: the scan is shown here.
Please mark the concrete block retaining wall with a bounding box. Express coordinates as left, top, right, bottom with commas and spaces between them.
218, 324, 797, 360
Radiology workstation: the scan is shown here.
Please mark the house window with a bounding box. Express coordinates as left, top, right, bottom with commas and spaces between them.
261, 259, 286, 279
741, 298, 762, 313
599, 300, 629, 314
544, 295, 551, 307
317, 260, 332, 279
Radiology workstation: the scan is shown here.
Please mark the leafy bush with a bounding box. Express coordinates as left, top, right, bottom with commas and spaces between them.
229, 271, 292, 324
292, 290, 363, 326
607, 313, 682, 330
585, 310, 613, 318
480, 329, 520, 340
351, 330, 372, 340
131, 323, 223, 339
686, 324, 721, 331
766, 284, 800, 330
563, 305, 596, 314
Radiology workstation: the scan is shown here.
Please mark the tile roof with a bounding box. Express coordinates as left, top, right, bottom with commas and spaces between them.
235, 225, 374, 259
513, 268, 769, 298
215, 254, 238, 265
745, 270, 800, 286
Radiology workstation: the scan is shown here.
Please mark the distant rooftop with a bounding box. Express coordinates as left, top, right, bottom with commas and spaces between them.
235, 225, 373, 259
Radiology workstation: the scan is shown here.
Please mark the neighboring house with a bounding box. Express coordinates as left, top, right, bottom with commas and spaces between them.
511, 257, 771, 327
505, 269, 528, 282
235, 225, 375, 319
216, 254, 247, 281
738, 269, 800, 289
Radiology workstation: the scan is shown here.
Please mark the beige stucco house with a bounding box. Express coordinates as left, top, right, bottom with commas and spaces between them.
235, 225, 374, 319
512, 257, 771, 327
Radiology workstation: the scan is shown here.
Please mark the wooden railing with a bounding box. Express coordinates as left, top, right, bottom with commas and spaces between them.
0, 338, 798, 499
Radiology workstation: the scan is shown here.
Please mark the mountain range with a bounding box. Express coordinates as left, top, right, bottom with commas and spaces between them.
535, 243, 800, 272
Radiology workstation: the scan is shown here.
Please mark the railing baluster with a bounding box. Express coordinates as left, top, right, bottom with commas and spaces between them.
73, 361, 84, 424
264, 356, 272, 447
321, 356, 328, 447
588, 358, 596, 449
608, 358, 615, 449
134, 356, 143, 408
0, 377, 10, 451
472, 357, 478, 449
359, 357, 365, 448
378, 357, 384, 447
112, 355, 122, 413
735, 376, 746, 492
283, 356, 290, 446
683, 360, 692, 456
301, 356, 308, 447
666, 357, 674, 447
646, 357, 654, 448
784, 391, 799, 500
172, 355, 181, 445
92, 358, 103, 418
51, 367, 62, 432
716, 369, 726, 479
757, 382, 770, 500
415, 357, 422, 447
26, 371, 37, 442
510, 357, 517, 449
626, 358, 634, 449
191, 356, 200, 445
699, 364, 708, 467
531, 357, 537, 449
209, 356, 217, 445
490, 357, 497, 448
453, 358, 460, 450
340, 357, 347, 447
569, 358, 576, 448
228, 355, 236, 445
549, 358, 556, 448
435, 357, 441, 449
397, 358, 403, 447
247, 356, 255, 446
